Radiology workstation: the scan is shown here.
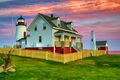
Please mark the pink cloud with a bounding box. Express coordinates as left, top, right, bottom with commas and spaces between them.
25, 18, 34, 26
3, 23, 14, 26
74, 24, 120, 40
0, 22, 15, 27
0, 3, 55, 16
0, 28, 15, 37
0, 0, 119, 16
0, 0, 119, 42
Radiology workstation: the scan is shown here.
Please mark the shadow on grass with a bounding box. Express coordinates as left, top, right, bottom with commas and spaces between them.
1, 53, 120, 68
10, 55, 65, 65
0, 72, 9, 79
84, 55, 120, 68
95, 61, 120, 68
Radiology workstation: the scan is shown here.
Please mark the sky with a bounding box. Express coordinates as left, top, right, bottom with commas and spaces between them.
0, 0, 120, 51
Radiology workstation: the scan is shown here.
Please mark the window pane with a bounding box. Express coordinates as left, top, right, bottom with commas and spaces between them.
35, 26, 37, 31
43, 26, 46, 30
39, 36, 42, 42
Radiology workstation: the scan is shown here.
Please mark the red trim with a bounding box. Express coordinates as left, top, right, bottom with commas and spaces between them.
98, 47, 109, 55
25, 47, 39, 50
25, 47, 78, 54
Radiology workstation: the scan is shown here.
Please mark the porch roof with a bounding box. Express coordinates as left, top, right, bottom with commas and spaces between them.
54, 30, 82, 38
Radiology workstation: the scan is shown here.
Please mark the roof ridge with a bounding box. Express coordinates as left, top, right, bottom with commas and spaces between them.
38, 13, 77, 32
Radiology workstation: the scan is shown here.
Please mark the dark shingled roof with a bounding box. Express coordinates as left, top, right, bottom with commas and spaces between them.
96, 41, 107, 46
40, 14, 57, 27
55, 30, 80, 36
18, 16, 25, 20
16, 22, 26, 26
17, 38, 26, 42
39, 13, 77, 32
17, 35, 30, 42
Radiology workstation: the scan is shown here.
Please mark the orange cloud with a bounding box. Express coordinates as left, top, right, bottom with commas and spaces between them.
0, 4, 55, 15
108, 0, 120, 4
0, 0, 119, 16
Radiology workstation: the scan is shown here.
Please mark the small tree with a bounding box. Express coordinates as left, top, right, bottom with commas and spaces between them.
0, 48, 16, 72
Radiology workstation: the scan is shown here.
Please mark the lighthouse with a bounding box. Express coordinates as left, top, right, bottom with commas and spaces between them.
90, 30, 96, 50
16, 16, 26, 41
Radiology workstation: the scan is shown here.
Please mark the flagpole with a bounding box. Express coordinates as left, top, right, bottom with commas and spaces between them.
11, 13, 14, 48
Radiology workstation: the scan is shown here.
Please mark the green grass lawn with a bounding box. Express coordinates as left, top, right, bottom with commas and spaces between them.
0, 54, 120, 80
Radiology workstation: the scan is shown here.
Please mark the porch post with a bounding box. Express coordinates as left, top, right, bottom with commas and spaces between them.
61, 34, 64, 41
53, 35, 56, 55
69, 36, 71, 41
80, 37, 83, 50
61, 34, 65, 54
80, 37, 82, 42
69, 36, 72, 53
75, 37, 77, 43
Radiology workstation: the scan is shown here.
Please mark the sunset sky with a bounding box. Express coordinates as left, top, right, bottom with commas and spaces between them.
0, 0, 120, 51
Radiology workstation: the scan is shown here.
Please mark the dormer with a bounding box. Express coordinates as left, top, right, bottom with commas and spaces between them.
51, 14, 61, 27
66, 22, 73, 30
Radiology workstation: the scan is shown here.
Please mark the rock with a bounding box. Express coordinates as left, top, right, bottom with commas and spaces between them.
0, 66, 4, 73
8, 68, 16, 72
0, 64, 16, 73
6, 65, 16, 72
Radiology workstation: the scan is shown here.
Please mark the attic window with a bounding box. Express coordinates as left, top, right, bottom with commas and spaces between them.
43, 26, 46, 30
35, 27, 37, 31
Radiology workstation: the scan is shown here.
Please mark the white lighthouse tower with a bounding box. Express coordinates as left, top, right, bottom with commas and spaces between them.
16, 16, 26, 42
90, 30, 96, 50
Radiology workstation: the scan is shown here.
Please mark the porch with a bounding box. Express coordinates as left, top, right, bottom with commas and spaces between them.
54, 31, 83, 50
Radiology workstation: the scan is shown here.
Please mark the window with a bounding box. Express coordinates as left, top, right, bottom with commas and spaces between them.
43, 26, 46, 30
91, 39, 93, 42
35, 26, 37, 31
25, 40, 27, 45
39, 36, 42, 43
58, 24, 60, 27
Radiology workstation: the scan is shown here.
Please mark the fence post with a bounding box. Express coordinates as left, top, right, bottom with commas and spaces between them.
82, 50, 83, 59
31, 51, 33, 58
19, 49, 21, 56
18, 49, 19, 55
46, 52, 48, 60
90, 50, 93, 56
63, 54, 65, 64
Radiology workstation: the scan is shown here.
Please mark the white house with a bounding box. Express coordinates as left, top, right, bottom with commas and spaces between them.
16, 13, 83, 53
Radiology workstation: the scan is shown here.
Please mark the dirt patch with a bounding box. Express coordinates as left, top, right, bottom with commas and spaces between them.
69, 60, 95, 66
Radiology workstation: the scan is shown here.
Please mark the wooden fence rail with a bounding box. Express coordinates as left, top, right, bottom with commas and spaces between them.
0, 48, 106, 63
